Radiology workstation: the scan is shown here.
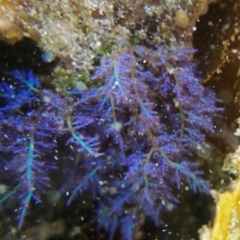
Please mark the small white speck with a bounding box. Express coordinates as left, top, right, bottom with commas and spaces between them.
98, 181, 104, 185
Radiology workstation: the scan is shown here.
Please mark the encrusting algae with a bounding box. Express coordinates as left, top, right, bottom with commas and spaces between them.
0, 0, 215, 73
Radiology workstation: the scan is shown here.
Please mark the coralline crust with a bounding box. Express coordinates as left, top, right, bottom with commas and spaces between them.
0, 0, 215, 73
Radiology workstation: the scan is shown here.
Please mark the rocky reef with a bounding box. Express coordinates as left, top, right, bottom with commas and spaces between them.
1, 1, 240, 240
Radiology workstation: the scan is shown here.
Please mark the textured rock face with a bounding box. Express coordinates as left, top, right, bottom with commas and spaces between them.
0, 0, 215, 72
